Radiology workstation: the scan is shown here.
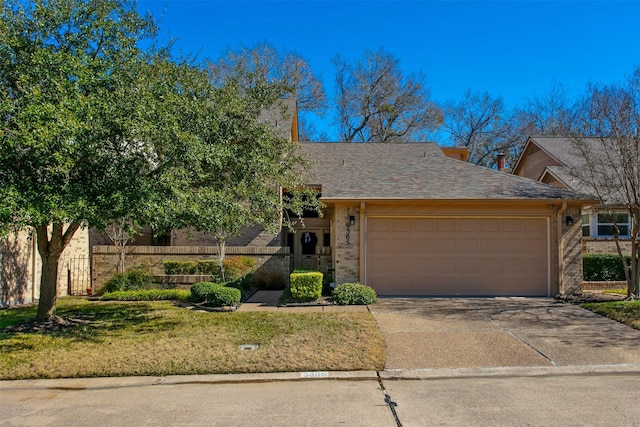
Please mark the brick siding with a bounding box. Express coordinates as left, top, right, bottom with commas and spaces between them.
92, 245, 290, 291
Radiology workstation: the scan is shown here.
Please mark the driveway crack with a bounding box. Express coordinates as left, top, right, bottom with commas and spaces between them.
465, 300, 558, 366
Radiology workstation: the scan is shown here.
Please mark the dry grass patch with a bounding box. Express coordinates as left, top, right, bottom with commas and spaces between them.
0, 298, 386, 379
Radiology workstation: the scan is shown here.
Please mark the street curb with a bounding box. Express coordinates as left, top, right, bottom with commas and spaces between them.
0, 370, 379, 391
379, 364, 640, 380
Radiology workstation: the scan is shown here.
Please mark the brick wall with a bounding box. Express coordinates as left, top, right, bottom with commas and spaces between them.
583, 238, 633, 255
333, 204, 360, 285
92, 245, 290, 291
560, 206, 584, 296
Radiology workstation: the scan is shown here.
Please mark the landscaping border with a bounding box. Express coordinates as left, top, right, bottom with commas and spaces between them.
92, 246, 290, 291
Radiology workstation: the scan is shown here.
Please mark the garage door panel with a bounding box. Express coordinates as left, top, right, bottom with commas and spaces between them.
366, 217, 548, 297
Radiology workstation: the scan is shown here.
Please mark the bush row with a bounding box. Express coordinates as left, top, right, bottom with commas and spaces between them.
286, 270, 378, 305
101, 289, 191, 301
584, 254, 632, 281
163, 257, 256, 282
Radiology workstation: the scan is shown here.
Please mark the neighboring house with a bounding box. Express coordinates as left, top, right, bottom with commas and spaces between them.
512, 136, 633, 255
298, 142, 595, 297
1, 227, 90, 307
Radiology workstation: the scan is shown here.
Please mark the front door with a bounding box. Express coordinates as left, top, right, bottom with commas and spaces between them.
294, 230, 319, 271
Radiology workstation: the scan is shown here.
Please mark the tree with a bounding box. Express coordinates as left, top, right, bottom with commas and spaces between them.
333, 47, 442, 142
0, 0, 172, 318
207, 42, 326, 113
513, 82, 578, 137
104, 218, 136, 274
569, 67, 640, 298
442, 89, 523, 167
151, 74, 320, 281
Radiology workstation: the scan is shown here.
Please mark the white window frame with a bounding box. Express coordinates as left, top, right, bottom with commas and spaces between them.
595, 212, 631, 238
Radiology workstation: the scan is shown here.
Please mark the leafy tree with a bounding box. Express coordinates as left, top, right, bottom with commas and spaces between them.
0, 0, 170, 318
442, 89, 523, 167
333, 47, 442, 142
153, 75, 319, 281
569, 67, 640, 298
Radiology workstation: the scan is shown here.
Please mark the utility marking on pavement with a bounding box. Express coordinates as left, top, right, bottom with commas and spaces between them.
465, 300, 558, 366
301, 371, 329, 378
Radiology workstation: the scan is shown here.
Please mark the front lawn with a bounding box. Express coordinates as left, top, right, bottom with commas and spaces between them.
0, 298, 386, 380
582, 300, 640, 330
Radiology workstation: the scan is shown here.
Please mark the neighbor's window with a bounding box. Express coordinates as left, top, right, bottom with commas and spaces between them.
582, 214, 591, 237
597, 212, 630, 237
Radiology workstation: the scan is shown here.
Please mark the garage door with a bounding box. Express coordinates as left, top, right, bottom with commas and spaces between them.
366, 217, 549, 296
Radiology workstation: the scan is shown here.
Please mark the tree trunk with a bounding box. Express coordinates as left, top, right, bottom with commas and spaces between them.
215, 236, 226, 282
35, 222, 80, 319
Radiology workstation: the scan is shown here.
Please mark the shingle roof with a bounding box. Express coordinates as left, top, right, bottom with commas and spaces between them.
300, 142, 595, 201
529, 136, 608, 170
525, 136, 621, 203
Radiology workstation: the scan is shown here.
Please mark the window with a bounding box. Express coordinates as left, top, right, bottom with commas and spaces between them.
597, 212, 630, 237
582, 214, 591, 237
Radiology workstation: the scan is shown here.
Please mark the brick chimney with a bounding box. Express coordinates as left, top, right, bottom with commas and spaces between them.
496, 152, 506, 172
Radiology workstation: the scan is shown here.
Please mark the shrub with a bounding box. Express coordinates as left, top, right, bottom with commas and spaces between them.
100, 266, 156, 294
190, 281, 222, 303
100, 273, 129, 294
584, 254, 631, 281
101, 289, 190, 301
205, 286, 241, 307
212, 256, 256, 282
163, 260, 198, 275
333, 283, 377, 305
163, 261, 183, 275
289, 271, 323, 302
254, 271, 288, 290
197, 260, 219, 275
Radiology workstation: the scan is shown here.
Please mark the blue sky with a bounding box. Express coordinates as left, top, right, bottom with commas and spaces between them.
137, 1, 640, 138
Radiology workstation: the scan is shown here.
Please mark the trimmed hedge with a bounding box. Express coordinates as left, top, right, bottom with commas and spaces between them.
333, 283, 377, 305
190, 281, 223, 303
163, 257, 256, 281
101, 289, 190, 301
205, 286, 241, 307
584, 254, 631, 281
289, 271, 323, 302
189, 281, 241, 306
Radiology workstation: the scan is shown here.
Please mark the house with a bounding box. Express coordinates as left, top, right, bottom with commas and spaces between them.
512, 136, 634, 255
1, 227, 90, 307
296, 142, 596, 297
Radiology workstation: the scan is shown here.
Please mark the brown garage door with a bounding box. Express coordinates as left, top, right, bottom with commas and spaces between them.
366, 217, 549, 296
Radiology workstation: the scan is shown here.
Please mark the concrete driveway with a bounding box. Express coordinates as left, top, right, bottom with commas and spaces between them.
370, 297, 640, 370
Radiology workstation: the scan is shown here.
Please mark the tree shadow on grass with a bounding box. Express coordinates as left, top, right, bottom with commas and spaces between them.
0, 301, 181, 345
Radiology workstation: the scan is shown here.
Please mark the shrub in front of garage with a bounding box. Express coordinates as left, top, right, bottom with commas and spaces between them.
332, 283, 377, 305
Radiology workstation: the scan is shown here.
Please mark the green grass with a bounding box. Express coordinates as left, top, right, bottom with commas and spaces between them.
603, 289, 628, 295
582, 300, 640, 330
0, 298, 386, 380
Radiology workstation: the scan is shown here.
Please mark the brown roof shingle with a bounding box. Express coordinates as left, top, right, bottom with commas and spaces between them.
301, 142, 595, 201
